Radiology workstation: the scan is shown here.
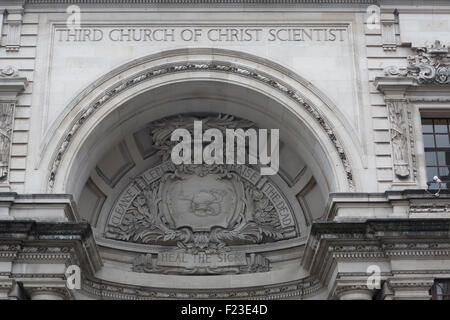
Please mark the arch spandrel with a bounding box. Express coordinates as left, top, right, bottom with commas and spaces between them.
41, 48, 363, 196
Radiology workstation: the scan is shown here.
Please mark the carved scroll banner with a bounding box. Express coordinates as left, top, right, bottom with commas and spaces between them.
386, 99, 411, 178
132, 251, 270, 275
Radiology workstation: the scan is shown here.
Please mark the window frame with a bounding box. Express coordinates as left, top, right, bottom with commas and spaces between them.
421, 117, 450, 189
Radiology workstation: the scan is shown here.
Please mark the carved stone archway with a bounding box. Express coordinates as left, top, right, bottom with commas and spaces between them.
39, 48, 363, 196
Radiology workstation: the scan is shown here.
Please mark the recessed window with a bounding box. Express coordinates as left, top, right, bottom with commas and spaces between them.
431, 280, 450, 300
422, 118, 450, 189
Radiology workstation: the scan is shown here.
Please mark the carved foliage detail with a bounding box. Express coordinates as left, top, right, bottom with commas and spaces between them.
105, 115, 296, 253
0, 103, 15, 182
385, 40, 450, 84
387, 100, 410, 178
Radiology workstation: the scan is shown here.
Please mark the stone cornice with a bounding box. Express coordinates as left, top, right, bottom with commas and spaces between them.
0, 67, 27, 101
0, 220, 102, 275
0, 193, 80, 221
376, 41, 450, 98
302, 218, 450, 286
24, 0, 378, 5
326, 190, 450, 220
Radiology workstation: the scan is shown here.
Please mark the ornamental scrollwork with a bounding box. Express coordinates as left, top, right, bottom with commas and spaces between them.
105, 115, 297, 254
385, 40, 450, 84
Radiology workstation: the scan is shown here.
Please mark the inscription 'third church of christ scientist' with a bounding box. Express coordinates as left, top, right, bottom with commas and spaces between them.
56, 27, 347, 42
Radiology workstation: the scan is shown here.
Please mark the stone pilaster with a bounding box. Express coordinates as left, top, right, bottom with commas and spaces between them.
385, 99, 413, 179
0, 67, 27, 190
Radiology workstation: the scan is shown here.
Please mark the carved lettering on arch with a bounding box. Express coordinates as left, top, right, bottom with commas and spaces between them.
105, 162, 297, 252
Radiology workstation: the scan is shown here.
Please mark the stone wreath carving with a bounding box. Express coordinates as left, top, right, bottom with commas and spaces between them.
105, 115, 296, 253
385, 40, 450, 84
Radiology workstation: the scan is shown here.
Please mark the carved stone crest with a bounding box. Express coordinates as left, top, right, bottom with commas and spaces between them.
105, 115, 297, 258
106, 162, 296, 253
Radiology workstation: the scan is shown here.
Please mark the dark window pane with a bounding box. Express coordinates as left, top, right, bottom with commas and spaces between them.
437, 152, 450, 166
422, 118, 449, 190
425, 152, 437, 166
429, 182, 440, 189
423, 134, 435, 148
422, 119, 434, 133
440, 167, 450, 180
432, 280, 450, 300
427, 167, 438, 181
434, 119, 448, 133
436, 134, 450, 148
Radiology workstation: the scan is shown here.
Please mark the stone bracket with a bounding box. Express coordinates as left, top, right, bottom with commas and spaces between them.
380, 11, 398, 52
4, 7, 23, 52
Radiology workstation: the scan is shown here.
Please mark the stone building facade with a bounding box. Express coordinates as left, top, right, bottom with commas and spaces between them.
0, 0, 449, 300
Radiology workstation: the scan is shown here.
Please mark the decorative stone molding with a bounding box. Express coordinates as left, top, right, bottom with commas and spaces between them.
385, 41, 450, 85
0, 10, 4, 47
25, 0, 378, 4
0, 193, 78, 222
5, 8, 23, 52
386, 99, 412, 178
105, 115, 297, 259
334, 284, 374, 300
0, 221, 102, 300
0, 221, 102, 276
81, 276, 322, 300
0, 67, 27, 187
385, 278, 434, 300
380, 11, 398, 52
303, 216, 450, 300
27, 286, 72, 300
326, 190, 450, 221
377, 41, 450, 183
49, 61, 355, 191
